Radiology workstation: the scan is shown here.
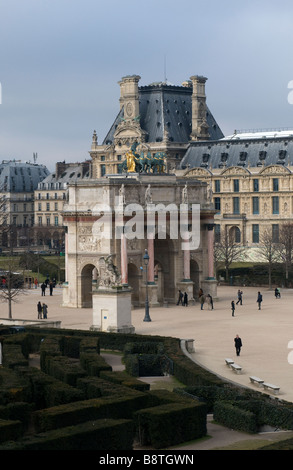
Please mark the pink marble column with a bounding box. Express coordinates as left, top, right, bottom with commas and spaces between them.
147, 234, 155, 283
183, 247, 190, 280
207, 224, 215, 279
121, 231, 128, 285
182, 230, 191, 280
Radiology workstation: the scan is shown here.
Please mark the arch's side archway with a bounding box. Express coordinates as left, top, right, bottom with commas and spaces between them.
154, 235, 175, 303
190, 258, 200, 299
80, 263, 97, 308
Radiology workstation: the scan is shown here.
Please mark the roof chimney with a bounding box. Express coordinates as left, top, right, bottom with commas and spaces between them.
190, 75, 209, 141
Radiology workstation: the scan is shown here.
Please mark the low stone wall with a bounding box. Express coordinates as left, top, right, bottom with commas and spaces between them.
0, 318, 61, 329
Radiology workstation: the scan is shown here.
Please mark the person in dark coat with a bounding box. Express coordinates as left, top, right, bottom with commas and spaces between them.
236, 289, 243, 305
37, 301, 42, 319
177, 290, 184, 306
257, 291, 263, 310
42, 303, 48, 319
41, 282, 46, 296
231, 300, 235, 316
234, 334, 242, 356
183, 292, 188, 307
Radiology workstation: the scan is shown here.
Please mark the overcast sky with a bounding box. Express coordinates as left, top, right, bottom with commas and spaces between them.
1, 0, 293, 172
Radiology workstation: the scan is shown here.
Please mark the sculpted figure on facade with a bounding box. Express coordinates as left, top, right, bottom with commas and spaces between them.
145, 184, 152, 204
182, 183, 188, 204
98, 255, 121, 288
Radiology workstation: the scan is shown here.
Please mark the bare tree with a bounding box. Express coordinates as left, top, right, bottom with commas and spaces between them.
214, 227, 245, 281
0, 192, 10, 249
278, 223, 293, 284
257, 228, 280, 289
0, 258, 26, 319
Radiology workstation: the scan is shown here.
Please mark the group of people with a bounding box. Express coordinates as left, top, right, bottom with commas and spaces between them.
37, 301, 48, 319
176, 290, 189, 307
176, 289, 214, 310
198, 289, 214, 310
41, 279, 55, 296
231, 289, 264, 316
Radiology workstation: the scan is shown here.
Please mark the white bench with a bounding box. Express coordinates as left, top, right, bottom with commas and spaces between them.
184, 339, 195, 353
262, 382, 280, 395
230, 363, 242, 374
249, 376, 264, 386
225, 358, 234, 367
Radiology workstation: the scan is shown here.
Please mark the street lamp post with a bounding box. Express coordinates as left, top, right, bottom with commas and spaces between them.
143, 249, 151, 322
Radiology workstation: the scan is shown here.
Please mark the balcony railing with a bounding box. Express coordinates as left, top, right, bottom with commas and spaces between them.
223, 213, 247, 220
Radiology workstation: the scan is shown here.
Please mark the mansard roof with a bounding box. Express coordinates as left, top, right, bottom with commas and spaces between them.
37, 161, 90, 190
103, 82, 224, 145
180, 131, 293, 170
0, 160, 49, 193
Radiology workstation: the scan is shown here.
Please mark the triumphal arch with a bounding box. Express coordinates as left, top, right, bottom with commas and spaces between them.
62, 160, 217, 319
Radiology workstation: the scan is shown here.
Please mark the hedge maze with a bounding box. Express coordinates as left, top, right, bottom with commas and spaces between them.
0, 328, 208, 450
2, 326, 293, 450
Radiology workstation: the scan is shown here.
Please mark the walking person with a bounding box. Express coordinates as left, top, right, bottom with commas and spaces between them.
37, 301, 42, 319
257, 291, 263, 310
206, 294, 214, 310
274, 287, 281, 298
49, 281, 53, 296
231, 300, 235, 316
183, 291, 188, 307
177, 290, 184, 306
234, 334, 242, 356
236, 289, 243, 305
200, 294, 205, 310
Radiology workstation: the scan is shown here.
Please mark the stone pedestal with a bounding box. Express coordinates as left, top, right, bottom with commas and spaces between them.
140, 283, 160, 307
91, 286, 135, 333
177, 280, 194, 303
201, 278, 217, 300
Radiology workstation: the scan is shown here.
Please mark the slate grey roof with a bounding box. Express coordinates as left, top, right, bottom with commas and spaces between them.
103, 82, 224, 145
0, 160, 49, 192
37, 162, 90, 190
180, 133, 293, 170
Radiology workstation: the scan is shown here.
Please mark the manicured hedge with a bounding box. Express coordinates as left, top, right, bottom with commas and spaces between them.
79, 352, 112, 376
2, 344, 28, 369
213, 401, 258, 434
0, 418, 133, 450
0, 418, 23, 443
32, 393, 148, 433
44, 355, 87, 386
16, 366, 85, 408
135, 401, 207, 448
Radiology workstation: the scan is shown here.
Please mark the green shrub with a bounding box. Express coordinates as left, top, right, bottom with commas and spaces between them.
0, 419, 133, 450
100, 371, 150, 392
32, 393, 148, 433
17, 366, 84, 408
2, 344, 28, 369
79, 352, 112, 376
135, 402, 207, 448
0, 418, 23, 443
45, 355, 86, 386
213, 401, 258, 433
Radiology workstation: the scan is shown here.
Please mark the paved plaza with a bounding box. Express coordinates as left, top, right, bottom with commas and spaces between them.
4, 283, 293, 403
